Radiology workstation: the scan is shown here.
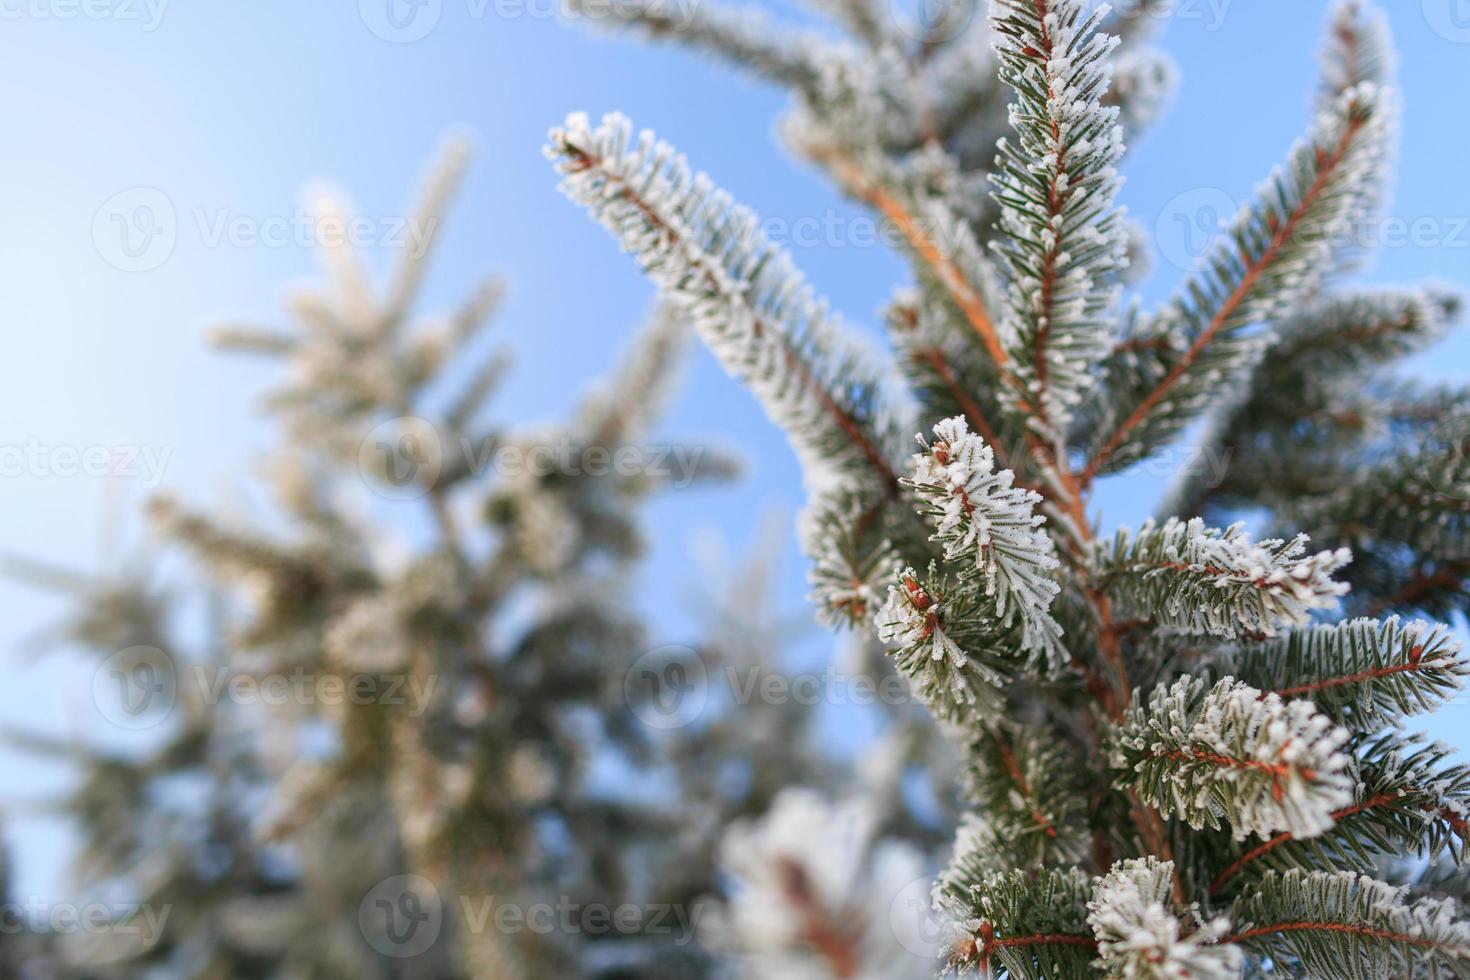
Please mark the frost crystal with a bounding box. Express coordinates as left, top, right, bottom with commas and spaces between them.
908, 416, 1063, 659
1089, 858, 1241, 979
877, 566, 971, 669
1096, 518, 1351, 638
1115, 677, 1355, 841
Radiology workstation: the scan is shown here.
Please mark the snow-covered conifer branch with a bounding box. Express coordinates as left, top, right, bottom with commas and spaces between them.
1088, 857, 1241, 979
1225, 870, 1470, 976
1288, 411, 1470, 605
546, 111, 905, 490
1112, 677, 1355, 841
989, 0, 1129, 436
1094, 518, 1351, 639
938, 865, 1096, 979
383, 135, 472, 325
1263, 288, 1457, 394
1209, 735, 1470, 893
906, 416, 1065, 660
1156, 286, 1460, 522
532, 2, 1470, 975
940, 814, 1011, 892
1319, 0, 1395, 110
875, 564, 1026, 725
1084, 77, 1394, 482
1219, 617, 1467, 732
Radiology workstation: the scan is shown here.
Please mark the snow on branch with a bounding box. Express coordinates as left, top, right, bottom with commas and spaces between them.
937, 865, 1096, 979
907, 416, 1064, 660
1220, 617, 1467, 732
1319, 0, 1395, 110
1209, 734, 1470, 892
800, 486, 902, 630
1084, 78, 1394, 481
1226, 870, 1470, 976
565, 0, 841, 92
546, 111, 905, 491
1264, 287, 1458, 390
876, 565, 1020, 726
965, 726, 1092, 869
1088, 857, 1241, 979
1094, 518, 1351, 640
1112, 676, 1354, 841
989, 0, 1129, 435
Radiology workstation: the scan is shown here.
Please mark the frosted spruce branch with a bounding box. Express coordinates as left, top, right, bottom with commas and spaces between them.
1225, 870, 1470, 976
565, 0, 841, 91
546, 111, 904, 490
1209, 734, 1470, 893
1088, 857, 1241, 979
937, 866, 1096, 978
907, 416, 1064, 660
1094, 518, 1351, 640
876, 564, 1023, 724
540, 2, 1470, 977
965, 726, 1091, 868
801, 486, 903, 629
1319, 0, 1395, 110
1220, 617, 1467, 732
1112, 677, 1354, 841
989, 0, 1129, 435
1157, 287, 1460, 526
1085, 78, 1394, 481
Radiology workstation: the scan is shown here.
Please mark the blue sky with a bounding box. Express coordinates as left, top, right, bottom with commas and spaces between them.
1, 1, 1467, 900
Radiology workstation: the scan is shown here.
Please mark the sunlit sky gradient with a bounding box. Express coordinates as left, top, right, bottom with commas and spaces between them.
1, 1, 1467, 900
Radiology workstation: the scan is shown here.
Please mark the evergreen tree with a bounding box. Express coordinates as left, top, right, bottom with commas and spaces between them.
4, 143, 930, 979
549, 0, 1470, 975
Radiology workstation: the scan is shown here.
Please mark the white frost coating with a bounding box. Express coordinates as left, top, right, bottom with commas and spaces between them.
989, 0, 1131, 433
1088, 858, 1241, 979
1319, 0, 1396, 110
1115, 677, 1355, 841
1098, 517, 1352, 638
1236, 870, 1470, 974
908, 416, 1064, 660
546, 111, 901, 491
876, 565, 975, 672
